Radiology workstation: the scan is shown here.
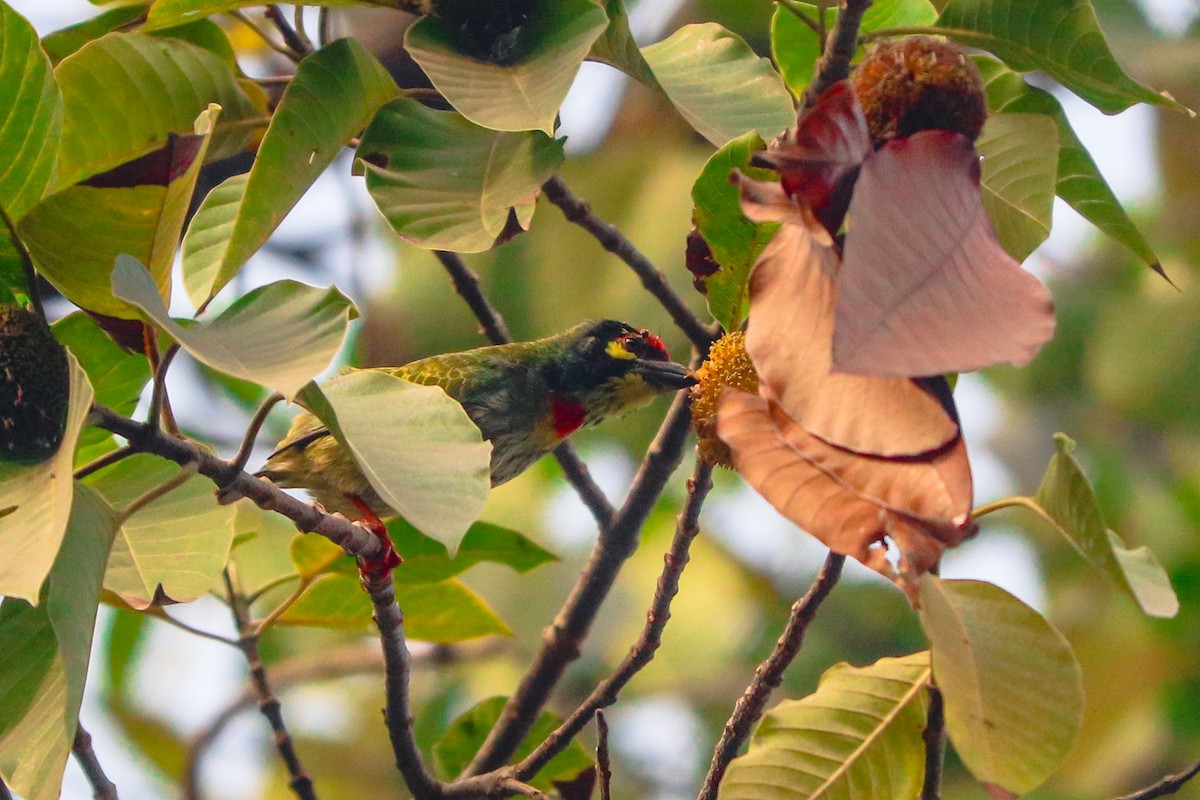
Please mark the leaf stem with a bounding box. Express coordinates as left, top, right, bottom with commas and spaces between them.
0, 201, 45, 320
232, 392, 285, 473
229, 10, 303, 63
696, 552, 846, 800
317, 7, 332, 48
254, 577, 312, 635
73, 722, 119, 800
74, 444, 137, 480
151, 608, 239, 647
775, 0, 822, 35
972, 494, 1058, 528
921, 684, 946, 800
862, 25, 976, 42
115, 461, 197, 526
246, 572, 303, 605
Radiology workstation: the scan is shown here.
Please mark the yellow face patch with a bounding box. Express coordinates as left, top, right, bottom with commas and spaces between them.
606, 339, 637, 360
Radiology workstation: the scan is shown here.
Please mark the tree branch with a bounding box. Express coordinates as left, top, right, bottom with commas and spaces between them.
510, 461, 714, 782
540, 176, 713, 351
91, 404, 389, 563
696, 552, 846, 800
432, 249, 614, 527
224, 569, 318, 800
921, 685, 946, 800
362, 568, 446, 800
595, 711, 612, 800
73, 723, 119, 800
801, 0, 873, 109
1115, 758, 1200, 800
461, 389, 696, 777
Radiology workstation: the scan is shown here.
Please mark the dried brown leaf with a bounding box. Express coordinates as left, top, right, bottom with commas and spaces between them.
835, 131, 1055, 376
740, 193, 959, 457
717, 389, 975, 597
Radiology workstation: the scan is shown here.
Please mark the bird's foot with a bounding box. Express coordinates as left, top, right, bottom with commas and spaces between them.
346, 495, 402, 579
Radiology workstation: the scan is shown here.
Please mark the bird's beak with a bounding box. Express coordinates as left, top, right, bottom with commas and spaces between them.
632, 359, 695, 390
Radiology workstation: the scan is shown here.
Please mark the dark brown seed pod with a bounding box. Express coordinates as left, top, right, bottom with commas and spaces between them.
0, 306, 69, 462
851, 36, 987, 144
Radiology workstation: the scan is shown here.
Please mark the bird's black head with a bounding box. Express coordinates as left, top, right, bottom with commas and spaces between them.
547, 320, 695, 396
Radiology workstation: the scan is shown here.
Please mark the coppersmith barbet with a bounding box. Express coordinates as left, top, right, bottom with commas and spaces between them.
257, 320, 694, 522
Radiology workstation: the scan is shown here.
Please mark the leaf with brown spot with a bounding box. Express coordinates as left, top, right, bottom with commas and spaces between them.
834, 130, 1055, 377
717, 389, 975, 598
741, 195, 959, 457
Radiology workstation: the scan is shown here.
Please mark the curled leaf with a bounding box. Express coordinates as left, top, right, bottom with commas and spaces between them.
740, 183, 959, 457
718, 389, 974, 598
835, 130, 1055, 376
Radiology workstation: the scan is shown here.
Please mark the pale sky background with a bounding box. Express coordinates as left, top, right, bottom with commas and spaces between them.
9, 1, 1196, 798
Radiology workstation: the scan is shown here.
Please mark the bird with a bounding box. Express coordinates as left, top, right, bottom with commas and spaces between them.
257, 319, 694, 530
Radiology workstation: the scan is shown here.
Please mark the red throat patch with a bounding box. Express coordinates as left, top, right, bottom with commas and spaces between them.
551, 395, 586, 438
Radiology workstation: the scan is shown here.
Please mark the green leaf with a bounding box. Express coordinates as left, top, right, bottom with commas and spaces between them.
180, 172, 245, 306
643, 23, 795, 147
405, 0, 608, 134
297, 371, 492, 547
772, 0, 937, 98
434, 697, 593, 790
588, 0, 658, 87
20, 105, 221, 317
0, 1, 63, 220
112, 255, 357, 400
87, 454, 237, 607
41, 5, 149, 64
292, 519, 555, 583
0, 484, 118, 800
919, 576, 1084, 795
975, 56, 1163, 276
53, 33, 259, 188
52, 312, 151, 464
356, 98, 564, 253
0, 354, 94, 602
718, 653, 931, 800
935, 0, 1188, 115
142, 0, 385, 31
976, 112, 1058, 260
180, 38, 397, 306
691, 131, 779, 331
278, 574, 512, 642
1032, 433, 1178, 618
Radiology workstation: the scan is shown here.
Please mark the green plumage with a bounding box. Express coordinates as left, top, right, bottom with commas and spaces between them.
257, 320, 692, 518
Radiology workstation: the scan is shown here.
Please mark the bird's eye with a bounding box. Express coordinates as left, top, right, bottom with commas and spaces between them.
612, 330, 670, 362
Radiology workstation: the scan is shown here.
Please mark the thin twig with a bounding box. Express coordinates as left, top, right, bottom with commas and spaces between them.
90, 404, 390, 563
498, 779, 552, 800
596, 711, 612, 800
229, 10, 303, 62
254, 578, 312, 635
253, 75, 294, 86
232, 392, 285, 472
264, 5, 311, 57
152, 609, 239, 648
540, 176, 713, 351
1115, 758, 1200, 800
0, 202, 44, 320
317, 7, 332, 48
433, 251, 512, 344
431, 249, 615, 528
362, 568, 445, 799
291, 5, 314, 53
462, 389, 696, 777
224, 568, 318, 800
73, 723, 119, 800
147, 343, 181, 435
697, 552, 847, 800
921, 685, 946, 800
511, 461, 714, 781
74, 443, 137, 480
800, 0, 874, 109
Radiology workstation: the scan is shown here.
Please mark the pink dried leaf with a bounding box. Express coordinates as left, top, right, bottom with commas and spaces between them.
741, 198, 959, 457
835, 130, 1056, 377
